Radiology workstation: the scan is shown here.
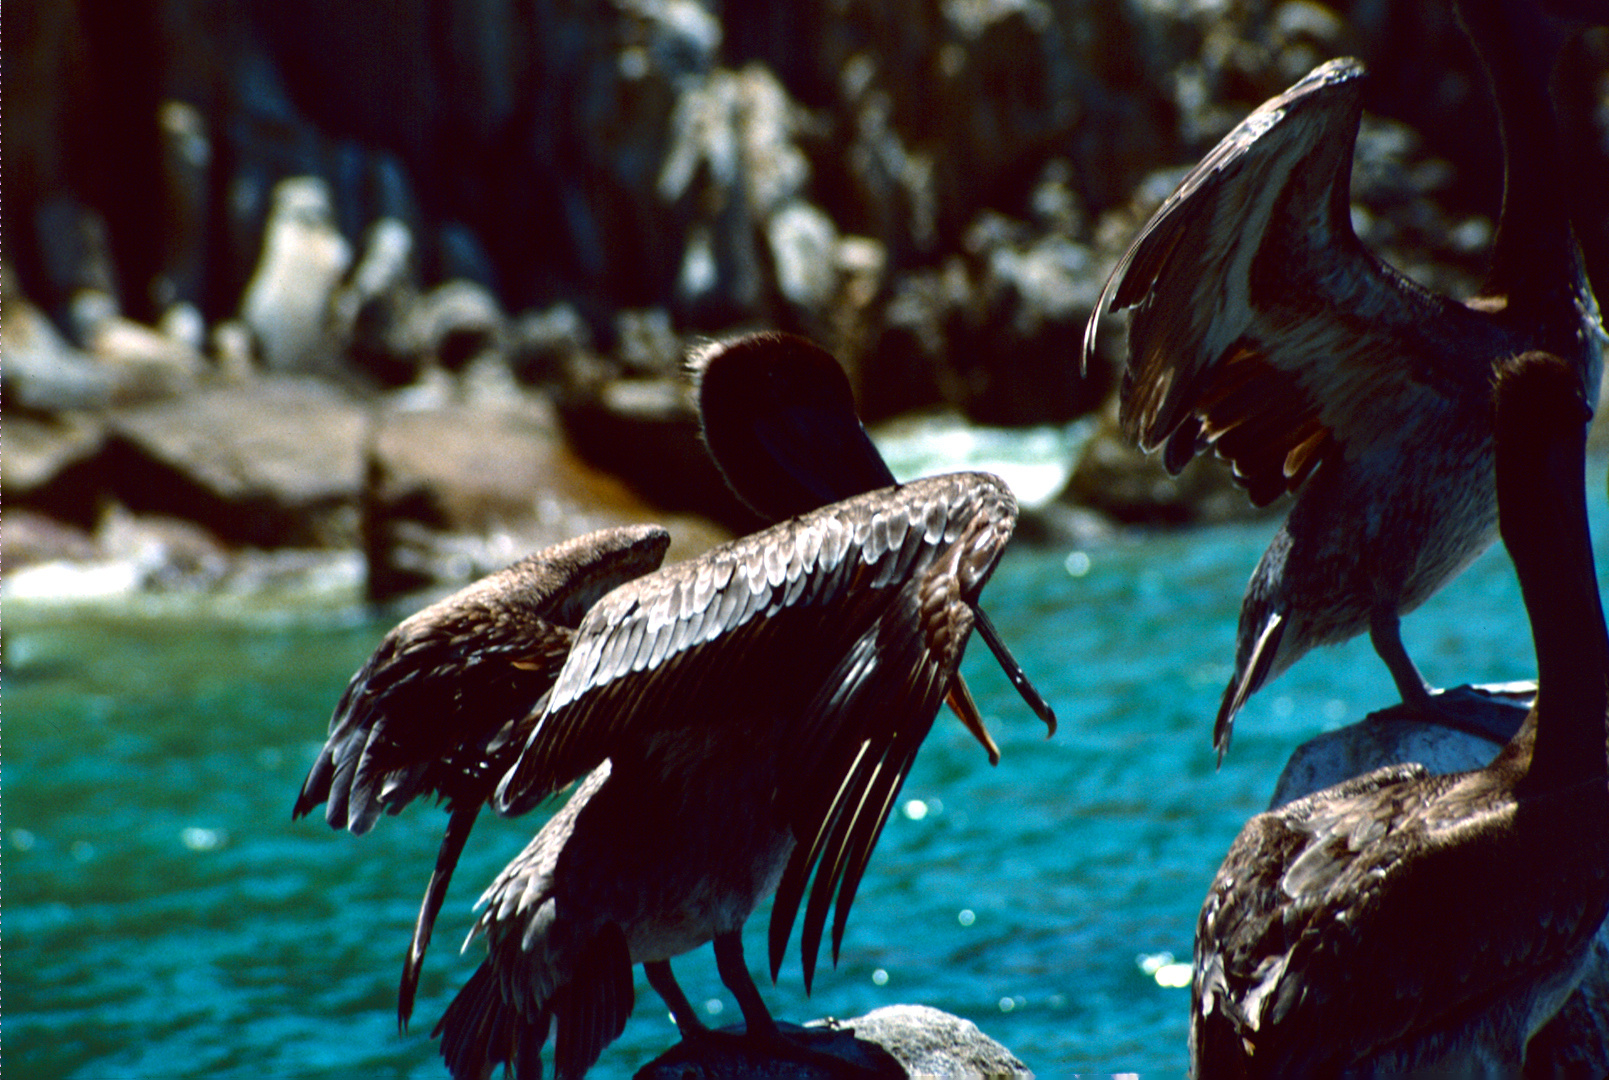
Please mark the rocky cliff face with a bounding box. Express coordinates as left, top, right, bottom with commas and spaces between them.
5, 1, 1606, 597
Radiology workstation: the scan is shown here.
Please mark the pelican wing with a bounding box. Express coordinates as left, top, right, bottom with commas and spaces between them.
765, 547, 983, 991
292, 526, 668, 1028
495, 473, 1017, 820
294, 525, 670, 833
297, 604, 571, 834
1196, 768, 1609, 1073
1085, 58, 1473, 506
1195, 768, 1451, 1071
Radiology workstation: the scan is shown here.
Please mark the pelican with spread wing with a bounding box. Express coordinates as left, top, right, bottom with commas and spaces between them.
298, 331, 1055, 1078
1082, 0, 1604, 760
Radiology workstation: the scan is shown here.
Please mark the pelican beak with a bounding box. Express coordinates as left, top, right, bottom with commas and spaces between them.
947, 674, 1001, 766
973, 607, 1057, 736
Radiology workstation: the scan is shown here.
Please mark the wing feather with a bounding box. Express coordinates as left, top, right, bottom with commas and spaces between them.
769, 513, 998, 988
1085, 58, 1482, 503
293, 525, 668, 832
495, 474, 1014, 827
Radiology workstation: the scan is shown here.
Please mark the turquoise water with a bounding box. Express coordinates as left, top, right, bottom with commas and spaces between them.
8, 474, 1609, 1079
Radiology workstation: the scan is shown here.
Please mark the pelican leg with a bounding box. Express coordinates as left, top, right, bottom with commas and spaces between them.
713, 931, 779, 1040
708, 933, 898, 1077
1372, 607, 1528, 743
644, 960, 707, 1037
1369, 605, 1434, 709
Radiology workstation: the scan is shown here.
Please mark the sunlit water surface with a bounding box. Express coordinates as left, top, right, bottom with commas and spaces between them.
9, 469, 1608, 1079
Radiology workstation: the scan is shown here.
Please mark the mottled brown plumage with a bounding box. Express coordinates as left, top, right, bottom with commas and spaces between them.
300, 331, 1053, 1079
1083, 2, 1605, 759
293, 525, 672, 1026
1190, 352, 1609, 1077
438, 472, 1023, 1079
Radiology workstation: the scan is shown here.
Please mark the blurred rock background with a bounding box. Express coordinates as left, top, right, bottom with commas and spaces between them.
5, 0, 1607, 600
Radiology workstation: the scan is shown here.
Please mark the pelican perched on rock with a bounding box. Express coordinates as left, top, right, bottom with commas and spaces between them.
1190, 351, 1609, 1077
1082, 0, 1605, 759
297, 330, 1054, 1077
292, 524, 673, 1026
440, 471, 1030, 1079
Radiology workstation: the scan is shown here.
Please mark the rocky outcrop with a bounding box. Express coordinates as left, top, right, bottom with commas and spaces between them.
6, 0, 1602, 588
239, 178, 351, 375
5, 371, 731, 601
98, 377, 369, 548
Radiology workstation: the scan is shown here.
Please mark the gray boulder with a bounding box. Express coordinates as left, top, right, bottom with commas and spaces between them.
845, 1005, 1031, 1078
98, 376, 368, 547
634, 1004, 1030, 1079
360, 391, 732, 601
2, 294, 119, 412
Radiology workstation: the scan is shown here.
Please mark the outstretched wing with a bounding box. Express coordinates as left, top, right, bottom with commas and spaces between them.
295, 605, 570, 834
294, 525, 669, 833
292, 525, 668, 1027
496, 473, 1017, 810
495, 473, 1017, 987
766, 530, 988, 990
1084, 58, 1477, 506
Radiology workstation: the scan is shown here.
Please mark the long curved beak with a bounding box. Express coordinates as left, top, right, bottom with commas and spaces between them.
946, 673, 1001, 765
974, 607, 1057, 736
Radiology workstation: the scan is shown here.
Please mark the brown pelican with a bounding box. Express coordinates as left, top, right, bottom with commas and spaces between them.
690, 330, 1058, 748
438, 471, 1031, 1079
1081, 0, 1606, 759
1189, 351, 1609, 1077
298, 331, 1054, 1075
292, 524, 673, 1026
